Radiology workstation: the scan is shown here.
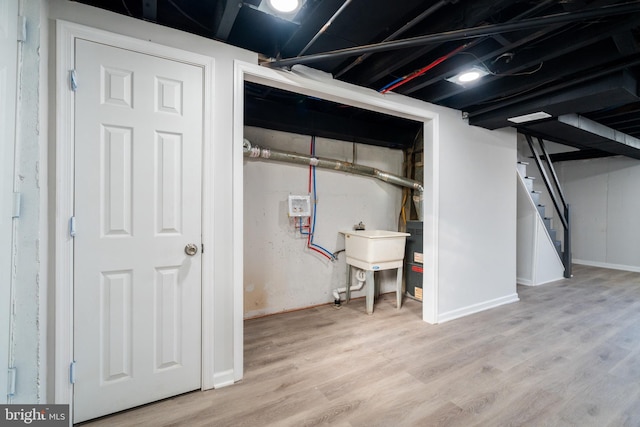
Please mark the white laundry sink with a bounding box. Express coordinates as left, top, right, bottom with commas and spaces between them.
342, 230, 410, 271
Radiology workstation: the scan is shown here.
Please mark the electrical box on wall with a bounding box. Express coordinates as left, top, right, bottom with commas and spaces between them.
288, 195, 311, 217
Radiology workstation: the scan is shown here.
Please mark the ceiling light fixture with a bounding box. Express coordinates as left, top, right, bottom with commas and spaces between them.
267, 0, 301, 14
507, 111, 552, 124
446, 66, 490, 86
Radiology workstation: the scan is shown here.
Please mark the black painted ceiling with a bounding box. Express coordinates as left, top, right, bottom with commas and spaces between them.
76, 0, 640, 159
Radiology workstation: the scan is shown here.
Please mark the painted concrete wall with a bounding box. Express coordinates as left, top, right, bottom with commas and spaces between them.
243, 127, 404, 317
1, 0, 19, 404
557, 156, 640, 271
433, 108, 518, 322
5, 0, 49, 403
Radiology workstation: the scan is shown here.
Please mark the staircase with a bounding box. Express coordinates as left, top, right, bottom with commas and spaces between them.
521, 133, 572, 279
516, 161, 565, 286
518, 161, 563, 258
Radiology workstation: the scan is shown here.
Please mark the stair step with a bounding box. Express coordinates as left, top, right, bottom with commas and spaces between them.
537, 204, 545, 217
516, 162, 528, 177
554, 240, 562, 255
523, 177, 534, 191
543, 217, 552, 229
548, 229, 557, 241
531, 191, 541, 205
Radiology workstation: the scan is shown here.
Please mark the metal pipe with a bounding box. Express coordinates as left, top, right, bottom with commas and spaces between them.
265, 1, 640, 69
401, 0, 558, 95
298, 0, 354, 57
334, 0, 452, 77
243, 139, 424, 192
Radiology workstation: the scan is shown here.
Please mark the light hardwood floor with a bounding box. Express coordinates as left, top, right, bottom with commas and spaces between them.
81, 265, 640, 426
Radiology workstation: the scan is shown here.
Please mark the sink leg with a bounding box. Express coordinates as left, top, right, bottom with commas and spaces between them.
345, 264, 352, 303
366, 270, 375, 314
374, 271, 380, 299
396, 266, 403, 309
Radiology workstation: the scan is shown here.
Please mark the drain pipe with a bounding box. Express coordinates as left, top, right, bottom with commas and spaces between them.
243, 139, 424, 193
333, 268, 367, 304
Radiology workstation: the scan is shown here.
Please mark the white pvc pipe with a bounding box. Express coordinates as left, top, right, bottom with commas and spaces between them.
333, 269, 367, 301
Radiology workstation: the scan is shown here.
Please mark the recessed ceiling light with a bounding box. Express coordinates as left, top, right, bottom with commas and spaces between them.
268, 0, 301, 13
507, 111, 552, 124
446, 66, 490, 86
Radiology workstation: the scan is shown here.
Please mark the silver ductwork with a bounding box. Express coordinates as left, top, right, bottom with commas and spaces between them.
243, 139, 424, 193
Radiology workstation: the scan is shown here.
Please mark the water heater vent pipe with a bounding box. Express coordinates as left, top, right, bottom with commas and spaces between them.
243, 139, 424, 193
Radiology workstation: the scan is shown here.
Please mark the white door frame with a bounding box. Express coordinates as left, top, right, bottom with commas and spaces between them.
232, 62, 441, 329
54, 20, 216, 410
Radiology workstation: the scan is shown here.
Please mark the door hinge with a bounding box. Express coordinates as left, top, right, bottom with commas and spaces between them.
8, 367, 16, 397
12, 192, 21, 218
70, 69, 78, 92
17, 16, 26, 42
69, 361, 76, 384
69, 216, 76, 237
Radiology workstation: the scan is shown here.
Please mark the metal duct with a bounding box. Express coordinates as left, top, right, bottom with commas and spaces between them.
243, 139, 424, 192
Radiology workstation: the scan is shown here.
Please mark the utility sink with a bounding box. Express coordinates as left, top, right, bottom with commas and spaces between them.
342, 230, 410, 271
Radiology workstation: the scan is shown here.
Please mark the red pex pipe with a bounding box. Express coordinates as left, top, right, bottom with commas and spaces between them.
381, 44, 467, 94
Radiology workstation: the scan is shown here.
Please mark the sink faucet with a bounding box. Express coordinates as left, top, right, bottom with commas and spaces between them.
354, 221, 365, 231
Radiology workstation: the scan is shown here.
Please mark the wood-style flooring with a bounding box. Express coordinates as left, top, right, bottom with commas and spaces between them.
81, 265, 640, 426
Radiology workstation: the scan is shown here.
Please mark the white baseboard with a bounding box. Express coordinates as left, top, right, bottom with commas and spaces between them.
516, 277, 533, 286
517, 276, 564, 286
212, 369, 236, 388
437, 293, 520, 324
573, 259, 640, 273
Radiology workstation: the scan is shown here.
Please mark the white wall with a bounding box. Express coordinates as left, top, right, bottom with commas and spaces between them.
557, 156, 640, 271
7, 0, 522, 407
243, 127, 404, 317
432, 108, 519, 322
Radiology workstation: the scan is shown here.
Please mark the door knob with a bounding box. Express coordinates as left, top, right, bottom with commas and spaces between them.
184, 243, 198, 256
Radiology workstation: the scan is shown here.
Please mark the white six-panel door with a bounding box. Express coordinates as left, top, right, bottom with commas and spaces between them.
73, 39, 203, 423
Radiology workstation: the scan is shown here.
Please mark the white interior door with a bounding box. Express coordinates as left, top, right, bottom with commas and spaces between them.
73, 39, 203, 423
0, 0, 18, 403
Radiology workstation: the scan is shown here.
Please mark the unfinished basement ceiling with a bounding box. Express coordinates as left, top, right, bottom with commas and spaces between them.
77, 0, 640, 160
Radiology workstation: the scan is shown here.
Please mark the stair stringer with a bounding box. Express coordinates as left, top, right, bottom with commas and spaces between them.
516, 171, 564, 286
